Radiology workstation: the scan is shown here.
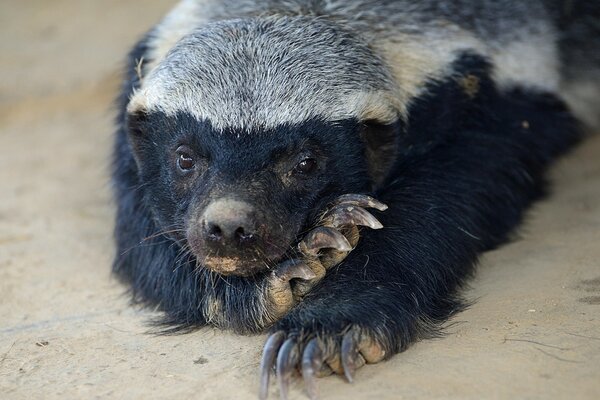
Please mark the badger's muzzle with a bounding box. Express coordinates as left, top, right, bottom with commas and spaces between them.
188, 198, 285, 276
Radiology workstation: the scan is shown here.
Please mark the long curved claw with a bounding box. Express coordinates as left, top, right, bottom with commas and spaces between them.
274, 260, 317, 282
258, 328, 385, 399
325, 205, 383, 230
266, 261, 317, 321
299, 227, 352, 257
301, 338, 323, 400
259, 331, 286, 400
276, 338, 299, 400
341, 332, 365, 383
332, 194, 388, 212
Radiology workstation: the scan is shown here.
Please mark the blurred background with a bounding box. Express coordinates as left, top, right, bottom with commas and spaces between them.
0, 1, 599, 399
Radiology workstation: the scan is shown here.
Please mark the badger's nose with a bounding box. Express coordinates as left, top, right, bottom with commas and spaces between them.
201, 199, 259, 249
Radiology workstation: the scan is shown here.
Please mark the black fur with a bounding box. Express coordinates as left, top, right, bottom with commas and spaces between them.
112, 44, 580, 362
272, 56, 581, 350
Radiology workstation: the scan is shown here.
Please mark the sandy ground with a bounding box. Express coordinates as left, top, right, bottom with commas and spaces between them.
1, 1, 599, 399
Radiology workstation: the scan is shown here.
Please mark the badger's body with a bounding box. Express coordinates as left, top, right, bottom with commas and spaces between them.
112, 1, 598, 398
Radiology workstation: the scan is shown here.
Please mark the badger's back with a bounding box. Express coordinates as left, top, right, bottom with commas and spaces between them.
135, 0, 598, 130
547, 0, 600, 127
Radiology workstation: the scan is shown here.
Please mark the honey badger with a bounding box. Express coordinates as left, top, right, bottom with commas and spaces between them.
112, 0, 599, 398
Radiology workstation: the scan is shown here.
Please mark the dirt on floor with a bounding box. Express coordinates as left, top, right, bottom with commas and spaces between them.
1, 1, 599, 399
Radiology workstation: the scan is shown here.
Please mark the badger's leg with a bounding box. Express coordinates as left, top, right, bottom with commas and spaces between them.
263, 194, 388, 324
259, 88, 580, 399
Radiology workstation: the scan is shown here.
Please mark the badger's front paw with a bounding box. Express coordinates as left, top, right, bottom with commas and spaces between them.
293, 194, 388, 297
259, 326, 387, 400
264, 195, 387, 322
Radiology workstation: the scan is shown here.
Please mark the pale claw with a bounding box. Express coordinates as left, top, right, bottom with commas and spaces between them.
259, 331, 286, 400
266, 261, 316, 323
291, 195, 387, 299
332, 194, 388, 212
298, 226, 352, 257
341, 331, 365, 383
258, 328, 386, 399
277, 338, 299, 400
324, 205, 383, 230
301, 338, 323, 400
274, 260, 317, 281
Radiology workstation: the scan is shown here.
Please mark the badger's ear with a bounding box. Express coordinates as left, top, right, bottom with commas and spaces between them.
360, 120, 400, 188
126, 109, 148, 150
125, 96, 151, 168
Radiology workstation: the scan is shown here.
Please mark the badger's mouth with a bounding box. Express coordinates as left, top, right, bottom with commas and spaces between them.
192, 237, 297, 277
201, 250, 291, 277
202, 255, 261, 276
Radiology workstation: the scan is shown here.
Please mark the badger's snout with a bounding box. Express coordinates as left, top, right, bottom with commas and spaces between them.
202, 199, 259, 250
189, 198, 287, 276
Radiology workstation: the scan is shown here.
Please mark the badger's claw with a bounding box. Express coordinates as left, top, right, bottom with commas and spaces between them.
276, 338, 300, 400
259, 327, 387, 400
323, 204, 383, 230
273, 260, 316, 282
265, 261, 316, 321
304, 194, 387, 271
262, 194, 387, 328
259, 331, 286, 400
301, 194, 387, 258
301, 338, 324, 400
341, 331, 366, 383
298, 226, 353, 257
331, 194, 389, 212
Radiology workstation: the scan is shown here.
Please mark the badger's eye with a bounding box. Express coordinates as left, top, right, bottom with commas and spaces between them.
176, 145, 196, 171
293, 158, 317, 175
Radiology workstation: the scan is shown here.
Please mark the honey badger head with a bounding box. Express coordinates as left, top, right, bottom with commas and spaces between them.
126, 16, 400, 276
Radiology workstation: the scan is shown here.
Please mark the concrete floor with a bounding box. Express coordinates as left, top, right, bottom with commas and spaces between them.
1, 1, 599, 399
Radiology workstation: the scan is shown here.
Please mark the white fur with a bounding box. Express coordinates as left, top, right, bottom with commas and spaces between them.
129, 0, 594, 131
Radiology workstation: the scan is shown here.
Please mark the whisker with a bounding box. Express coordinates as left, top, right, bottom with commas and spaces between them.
139, 227, 186, 243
